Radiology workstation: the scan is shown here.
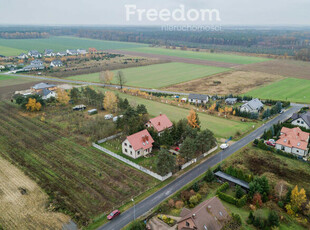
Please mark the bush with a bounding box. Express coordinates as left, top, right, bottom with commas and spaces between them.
217, 191, 238, 205
204, 168, 215, 182
268, 211, 279, 227
125, 220, 146, 230
232, 213, 242, 226
175, 200, 184, 209
217, 182, 229, 193
168, 199, 175, 208
278, 201, 284, 208
235, 185, 245, 199
237, 195, 247, 207
192, 182, 200, 192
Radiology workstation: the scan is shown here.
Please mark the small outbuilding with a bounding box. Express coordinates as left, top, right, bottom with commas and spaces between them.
88, 109, 98, 115
215, 171, 250, 191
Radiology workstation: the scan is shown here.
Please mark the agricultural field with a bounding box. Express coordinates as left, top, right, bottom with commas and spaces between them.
66, 62, 230, 88
124, 47, 270, 64
163, 70, 284, 95
0, 102, 158, 226
237, 59, 310, 80
0, 36, 148, 56
245, 78, 310, 104
0, 157, 70, 229
101, 88, 258, 139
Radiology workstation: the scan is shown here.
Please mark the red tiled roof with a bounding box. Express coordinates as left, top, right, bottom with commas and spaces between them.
276, 127, 309, 151
126, 129, 154, 151
148, 114, 173, 133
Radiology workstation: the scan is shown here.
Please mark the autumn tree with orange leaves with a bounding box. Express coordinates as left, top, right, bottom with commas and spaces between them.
56, 88, 70, 105
187, 109, 200, 130
26, 98, 42, 111
104, 91, 118, 113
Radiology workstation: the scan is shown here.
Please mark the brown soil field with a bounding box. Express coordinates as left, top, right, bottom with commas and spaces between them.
237, 59, 310, 79
0, 157, 70, 230
109, 50, 239, 68
163, 70, 284, 95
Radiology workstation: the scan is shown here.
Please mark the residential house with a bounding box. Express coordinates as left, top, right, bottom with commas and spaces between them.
77, 49, 88, 55
37, 88, 57, 100
28, 50, 41, 58
177, 197, 230, 230
215, 171, 249, 191
89, 47, 97, 53
291, 111, 310, 130
122, 129, 154, 159
18, 53, 28, 59
31, 82, 57, 92
240, 98, 263, 113
0, 65, 5, 70
275, 127, 309, 157
44, 49, 55, 57
145, 114, 173, 136
66, 49, 78, 55
30, 59, 44, 66
56, 51, 67, 57
188, 94, 209, 104
23, 60, 44, 71
50, 60, 63, 67
225, 98, 238, 105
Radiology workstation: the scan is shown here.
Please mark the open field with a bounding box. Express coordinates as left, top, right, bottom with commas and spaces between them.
104, 89, 257, 139
124, 47, 270, 64
222, 145, 310, 193
0, 74, 39, 85
0, 45, 26, 56
66, 62, 229, 88
0, 157, 70, 230
237, 59, 310, 80
245, 77, 310, 104
163, 70, 284, 95
0, 102, 158, 226
0, 36, 148, 56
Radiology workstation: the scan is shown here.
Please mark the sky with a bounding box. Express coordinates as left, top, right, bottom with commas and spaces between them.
0, 0, 309, 26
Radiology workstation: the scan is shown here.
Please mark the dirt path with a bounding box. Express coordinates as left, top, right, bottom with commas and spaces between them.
108, 50, 240, 68
0, 157, 70, 229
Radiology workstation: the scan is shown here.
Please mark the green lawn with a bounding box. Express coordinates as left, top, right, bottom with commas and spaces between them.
0, 74, 38, 86
0, 36, 148, 56
245, 78, 310, 104
124, 47, 270, 64
66, 62, 229, 88
0, 45, 26, 56
104, 89, 256, 139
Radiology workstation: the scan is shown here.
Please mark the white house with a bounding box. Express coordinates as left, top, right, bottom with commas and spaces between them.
188, 94, 209, 104
77, 49, 88, 55
44, 49, 55, 57
240, 98, 264, 113
17, 53, 28, 59
275, 127, 309, 157
50, 60, 63, 67
122, 129, 154, 159
37, 88, 57, 100
225, 98, 238, 105
66, 49, 78, 55
28, 50, 41, 58
56, 51, 66, 57
291, 112, 310, 130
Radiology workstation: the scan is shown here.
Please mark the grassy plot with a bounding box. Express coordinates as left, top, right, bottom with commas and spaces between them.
66, 62, 229, 88
245, 78, 310, 104
0, 45, 26, 56
0, 74, 38, 86
124, 47, 270, 64
96, 88, 257, 139
0, 36, 147, 56
0, 102, 158, 226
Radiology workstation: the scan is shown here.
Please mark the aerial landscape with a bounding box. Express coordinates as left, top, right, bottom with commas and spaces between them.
0, 1, 310, 230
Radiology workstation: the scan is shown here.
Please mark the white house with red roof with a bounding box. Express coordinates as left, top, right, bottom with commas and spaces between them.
146, 114, 173, 136
275, 127, 309, 157
122, 129, 154, 159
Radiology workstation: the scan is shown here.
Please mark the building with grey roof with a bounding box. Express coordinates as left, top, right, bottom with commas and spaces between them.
50, 60, 63, 67
291, 111, 310, 130
28, 50, 42, 58
215, 171, 250, 190
188, 94, 209, 104
225, 98, 238, 105
240, 98, 263, 113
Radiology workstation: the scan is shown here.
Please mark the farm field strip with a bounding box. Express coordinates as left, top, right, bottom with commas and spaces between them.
123, 47, 270, 64
0, 36, 148, 56
0, 103, 157, 225
0, 45, 26, 56
244, 77, 310, 104
66, 62, 230, 89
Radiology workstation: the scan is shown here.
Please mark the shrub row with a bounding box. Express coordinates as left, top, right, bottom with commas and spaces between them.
216, 182, 247, 207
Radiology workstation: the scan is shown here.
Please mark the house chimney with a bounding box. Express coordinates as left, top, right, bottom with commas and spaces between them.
297, 132, 300, 136
288, 140, 291, 145
192, 214, 196, 218
158, 122, 161, 126
160, 113, 162, 116
146, 135, 149, 141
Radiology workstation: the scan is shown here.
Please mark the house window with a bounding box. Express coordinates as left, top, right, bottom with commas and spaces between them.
137, 151, 140, 155
296, 150, 299, 153
130, 151, 132, 155
129, 145, 132, 148
186, 221, 190, 227
125, 149, 127, 153
124, 143, 127, 146
297, 120, 300, 123
281, 146, 285, 151
301, 121, 304, 124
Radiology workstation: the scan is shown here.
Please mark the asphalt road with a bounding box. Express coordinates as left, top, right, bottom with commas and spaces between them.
98, 105, 302, 230
4, 73, 189, 96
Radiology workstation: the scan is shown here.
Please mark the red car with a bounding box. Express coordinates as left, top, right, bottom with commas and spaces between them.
266, 141, 275, 147
107, 210, 121, 220
174, 147, 180, 151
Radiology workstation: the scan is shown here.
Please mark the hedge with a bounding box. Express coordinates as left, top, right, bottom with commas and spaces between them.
217, 182, 229, 193
216, 182, 248, 207
217, 191, 238, 205
236, 195, 248, 207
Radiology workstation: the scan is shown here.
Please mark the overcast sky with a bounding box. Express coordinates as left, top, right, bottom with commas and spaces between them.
0, 0, 309, 26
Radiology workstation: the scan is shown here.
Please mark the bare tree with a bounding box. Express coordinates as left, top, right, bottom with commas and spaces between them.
115, 71, 126, 89
99, 70, 114, 85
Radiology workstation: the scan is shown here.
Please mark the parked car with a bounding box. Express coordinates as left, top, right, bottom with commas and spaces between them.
266, 141, 275, 147
104, 114, 113, 120
174, 147, 180, 152
107, 210, 121, 220
268, 139, 276, 144
220, 143, 229, 150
